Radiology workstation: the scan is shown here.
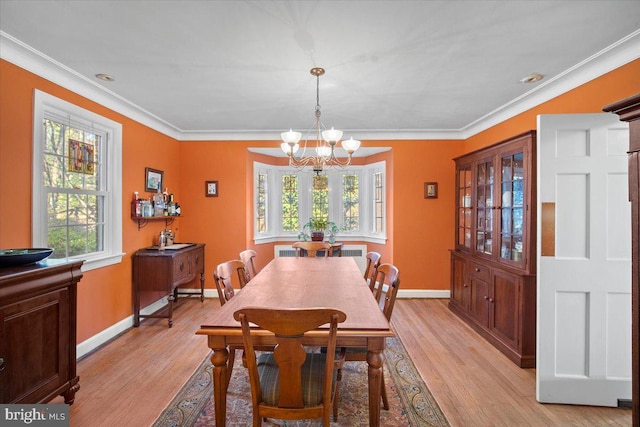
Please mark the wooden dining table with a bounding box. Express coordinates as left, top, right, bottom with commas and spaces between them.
196, 256, 394, 426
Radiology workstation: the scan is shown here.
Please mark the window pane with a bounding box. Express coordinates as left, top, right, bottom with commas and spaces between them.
256, 173, 267, 233
281, 174, 298, 231
312, 175, 329, 223
68, 225, 89, 257
43, 117, 104, 258
374, 172, 384, 233
342, 174, 359, 231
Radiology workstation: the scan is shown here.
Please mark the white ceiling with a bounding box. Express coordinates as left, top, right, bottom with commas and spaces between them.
1, 0, 639, 142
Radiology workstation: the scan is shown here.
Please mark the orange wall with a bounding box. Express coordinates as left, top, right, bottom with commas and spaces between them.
1, 57, 639, 346
0, 60, 182, 342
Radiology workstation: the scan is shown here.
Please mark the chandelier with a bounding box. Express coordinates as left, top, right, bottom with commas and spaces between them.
280, 67, 361, 174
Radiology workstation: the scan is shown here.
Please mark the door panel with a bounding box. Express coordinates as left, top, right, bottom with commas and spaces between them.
0, 289, 69, 402
491, 270, 519, 348
469, 277, 489, 326
451, 254, 468, 310
556, 173, 588, 258
537, 113, 631, 406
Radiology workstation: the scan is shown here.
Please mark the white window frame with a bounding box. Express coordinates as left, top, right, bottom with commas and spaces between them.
32, 90, 123, 271
253, 161, 386, 244
367, 163, 386, 241
253, 164, 272, 239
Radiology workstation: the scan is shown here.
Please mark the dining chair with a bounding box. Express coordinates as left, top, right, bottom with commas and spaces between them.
336, 263, 400, 411
239, 249, 258, 281
234, 307, 347, 427
292, 241, 331, 257
213, 259, 250, 382
363, 251, 382, 290
214, 260, 248, 306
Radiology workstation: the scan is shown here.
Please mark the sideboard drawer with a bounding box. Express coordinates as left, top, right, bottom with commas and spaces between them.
173, 252, 191, 282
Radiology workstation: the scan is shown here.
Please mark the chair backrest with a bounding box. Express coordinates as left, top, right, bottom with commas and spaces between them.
239, 249, 258, 281
371, 263, 400, 321
363, 251, 381, 287
292, 241, 330, 257
213, 260, 248, 306
234, 307, 347, 423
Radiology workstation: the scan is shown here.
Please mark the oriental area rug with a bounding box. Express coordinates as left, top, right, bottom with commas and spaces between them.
153, 337, 450, 426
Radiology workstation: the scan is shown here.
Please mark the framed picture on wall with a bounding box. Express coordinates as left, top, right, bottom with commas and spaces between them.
145, 168, 163, 192
205, 180, 218, 197
424, 182, 438, 199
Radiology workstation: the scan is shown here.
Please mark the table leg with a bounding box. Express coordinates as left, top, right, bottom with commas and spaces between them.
211, 348, 230, 427
199, 271, 205, 302
167, 294, 175, 328
367, 349, 384, 427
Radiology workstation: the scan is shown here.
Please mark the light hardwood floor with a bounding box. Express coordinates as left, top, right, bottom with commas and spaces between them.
61, 297, 631, 426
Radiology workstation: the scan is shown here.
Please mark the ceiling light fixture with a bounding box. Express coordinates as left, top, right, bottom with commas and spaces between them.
281, 67, 361, 174
95, 73, 115, 82
520, 72, 544, 83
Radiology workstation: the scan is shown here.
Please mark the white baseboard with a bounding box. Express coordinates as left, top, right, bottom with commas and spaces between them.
76, 290, 216, 359
76, 296, 161, 359
76, 288, 448, 359
397, 289, 450, 299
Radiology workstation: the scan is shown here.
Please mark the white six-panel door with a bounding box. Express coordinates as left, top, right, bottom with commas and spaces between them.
537, 113, 631, 406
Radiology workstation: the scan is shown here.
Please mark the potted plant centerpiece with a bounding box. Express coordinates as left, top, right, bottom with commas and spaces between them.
309, 218, 327, 241
299, 218, 341, 242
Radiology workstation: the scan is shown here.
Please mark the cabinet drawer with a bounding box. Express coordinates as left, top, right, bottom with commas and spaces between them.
173, 253, 191, 281
191, 248, 204, 273
468, 261, 490, 281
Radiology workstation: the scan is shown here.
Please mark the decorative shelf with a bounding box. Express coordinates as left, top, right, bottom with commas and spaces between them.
131, 215, 179, 231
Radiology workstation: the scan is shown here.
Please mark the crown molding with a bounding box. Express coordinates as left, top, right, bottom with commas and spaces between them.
178, 128, 465, 141
461, 29, 640, 139
0, 31, 182, 140
2, 29, 639, 142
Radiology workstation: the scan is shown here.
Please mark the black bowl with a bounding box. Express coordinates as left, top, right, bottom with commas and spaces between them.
0, 248, 54, 268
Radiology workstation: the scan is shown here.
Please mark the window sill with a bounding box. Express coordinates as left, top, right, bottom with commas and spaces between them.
52, 252, 125, 272
254, 235, 387, 245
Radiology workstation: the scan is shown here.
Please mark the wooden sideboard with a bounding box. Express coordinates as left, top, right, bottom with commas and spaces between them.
604, 93, 640, 426
0, 259, 83, 404
449, 131, 537, 368
133, 243, 205, 327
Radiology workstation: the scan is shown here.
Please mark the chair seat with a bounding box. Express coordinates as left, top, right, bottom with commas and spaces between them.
258, 352, 334, 407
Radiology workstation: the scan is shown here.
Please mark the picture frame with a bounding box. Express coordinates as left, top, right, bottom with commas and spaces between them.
205, 180, 218, 197
145, 167, 163, 193
424, 182, 438, 199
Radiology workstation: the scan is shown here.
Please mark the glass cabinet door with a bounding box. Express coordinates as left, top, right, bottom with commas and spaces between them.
475, 159, 494, 255
499, 151, 525, 263
457, 166, 472, 249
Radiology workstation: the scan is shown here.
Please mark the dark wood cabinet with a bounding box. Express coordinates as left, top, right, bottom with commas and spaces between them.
603, 93, 640, 427
490, 269, 520, 349
0, 259, 83, 404
449, 131, 536, 367
450, 252, 469, 311
468, 270, 490, 326
133, 243, 205, 327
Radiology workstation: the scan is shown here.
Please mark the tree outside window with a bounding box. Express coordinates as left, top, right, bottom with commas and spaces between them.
282, 174, 298, 231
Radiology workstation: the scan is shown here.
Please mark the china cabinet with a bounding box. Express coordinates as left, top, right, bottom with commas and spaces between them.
449, 131, 536, 367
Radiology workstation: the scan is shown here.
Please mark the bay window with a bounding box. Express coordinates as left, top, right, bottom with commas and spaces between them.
253, 161, 386, 243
